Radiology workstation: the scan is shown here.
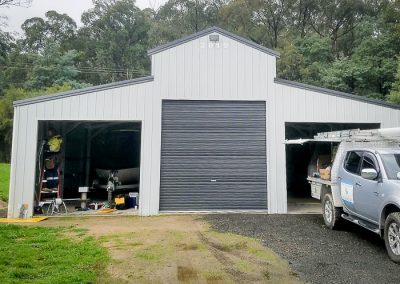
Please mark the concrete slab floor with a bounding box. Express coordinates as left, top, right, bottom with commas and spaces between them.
287, 197, 322, 214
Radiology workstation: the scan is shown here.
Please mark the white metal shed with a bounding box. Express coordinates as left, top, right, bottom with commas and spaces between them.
8, 27, 400, 217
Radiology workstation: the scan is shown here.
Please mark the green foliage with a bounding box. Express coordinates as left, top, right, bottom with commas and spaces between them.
319, 58, 364, 93
0, 225, 109, 283
277, 39, 305, 81
0, 30, 13, 93
21, 17, 47, 52
155, 0, 221, 36
1, 0, 400, 162
248, 0, 297, 48
21, 10, 77, 52
278, 35, 332, 85
276, 6, 400, 101
218, 0, 254, 39
0, 163, 10, 202
79, 0, 152, 84
0, 29, 12, 61
388, 60, 400, 104
2, 0, 399, 96
294, 35, 331, 65
26, 43, 81, 89
0, 84, 73, 162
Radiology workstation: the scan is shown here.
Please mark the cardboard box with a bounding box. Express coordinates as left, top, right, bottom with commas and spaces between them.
317, 155, 331, 171
319, 167, 331, 180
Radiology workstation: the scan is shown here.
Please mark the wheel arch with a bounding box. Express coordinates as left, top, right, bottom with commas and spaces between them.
320, 184, 331, 200
380, 203, 400, 235
320, 184, 342, 207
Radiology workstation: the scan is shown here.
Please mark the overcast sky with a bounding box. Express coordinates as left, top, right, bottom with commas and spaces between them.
1, 0, 166, 35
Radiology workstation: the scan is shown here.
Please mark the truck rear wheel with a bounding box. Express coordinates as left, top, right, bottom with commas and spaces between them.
384, 212, 400, 263
322, 192, 341, 229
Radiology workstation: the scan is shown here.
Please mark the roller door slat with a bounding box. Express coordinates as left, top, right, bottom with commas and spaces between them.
160, 100, 267, 211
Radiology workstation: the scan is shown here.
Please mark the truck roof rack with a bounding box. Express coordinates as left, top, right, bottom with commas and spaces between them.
285, 127, 400, 145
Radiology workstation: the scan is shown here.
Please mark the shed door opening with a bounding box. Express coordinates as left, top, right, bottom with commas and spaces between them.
160, 100, 267, 211
285, 122, 380, 213
35, 121, 141, 215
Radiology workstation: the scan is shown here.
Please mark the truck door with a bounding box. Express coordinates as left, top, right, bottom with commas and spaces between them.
353, 152, 381, 222
338, 151, 363, 213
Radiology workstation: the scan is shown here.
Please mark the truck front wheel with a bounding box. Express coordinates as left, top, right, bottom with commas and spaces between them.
322, 192, 341, 229
384, 212, 400, 263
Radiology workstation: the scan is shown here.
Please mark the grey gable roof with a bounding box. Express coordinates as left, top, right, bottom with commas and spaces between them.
13, 76, 154, 107
274, 78, 400, 110
147, 26, 280, 57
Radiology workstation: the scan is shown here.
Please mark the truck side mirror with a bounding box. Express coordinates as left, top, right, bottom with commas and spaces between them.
361, 168, 378, 180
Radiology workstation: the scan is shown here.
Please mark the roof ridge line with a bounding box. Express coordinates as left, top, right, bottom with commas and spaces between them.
147, 26, 280, 57
13, 75, 154, 107
274, 77, 400, 110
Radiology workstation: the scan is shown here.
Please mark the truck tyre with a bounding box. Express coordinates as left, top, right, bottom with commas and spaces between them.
384, 212, 400, 263
322, 192, 341, 230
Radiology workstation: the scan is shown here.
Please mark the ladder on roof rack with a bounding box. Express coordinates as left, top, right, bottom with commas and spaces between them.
314, 128, 400, 142
285, 127, 400, 145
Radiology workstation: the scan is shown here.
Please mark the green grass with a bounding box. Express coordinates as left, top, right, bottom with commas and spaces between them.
0, 163, 10, 202
0, 225, 109, 283
135, 245, 163, 261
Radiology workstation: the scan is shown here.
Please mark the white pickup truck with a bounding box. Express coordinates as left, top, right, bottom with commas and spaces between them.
288, 128, 400, 263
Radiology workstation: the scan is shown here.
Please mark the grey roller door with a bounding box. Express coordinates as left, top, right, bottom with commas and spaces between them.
160, 100, 267, 211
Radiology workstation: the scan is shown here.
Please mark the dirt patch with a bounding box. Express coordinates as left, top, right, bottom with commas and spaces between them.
32, 215, 301, 283
177, 265, 198, 282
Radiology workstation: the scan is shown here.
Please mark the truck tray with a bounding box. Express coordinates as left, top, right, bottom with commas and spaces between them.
307, 176, 334, 199
307, 176, 333, 186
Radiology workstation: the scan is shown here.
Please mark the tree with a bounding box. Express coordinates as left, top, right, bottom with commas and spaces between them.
153, 0, 224, 44
26, 43, 84, 89
0, 0, 31, 7
219, 0, 255, 39
21, 17, 47, 52
79, 0, 152, 83
0, 29, 13, 93
44, 11, 77, 50
21, 11, 77, 52
0, 84, 72, 161
249, 0, 296, 48
277, 34, 331, 84
388, 60, 400, 104
308, 0, 367, 57
277, 37, 305, 81
291, 0, 315, 38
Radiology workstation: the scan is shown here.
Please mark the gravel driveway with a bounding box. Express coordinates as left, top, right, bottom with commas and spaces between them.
204, 214, 400, 284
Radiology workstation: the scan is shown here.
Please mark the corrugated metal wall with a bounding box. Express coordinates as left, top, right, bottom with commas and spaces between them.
9, 32, 275, 217
8, 30, 400, 217
8, 82, 160, 217
150, 34, 276, 101
160, 100, 267, 210
267, 83, 400, 213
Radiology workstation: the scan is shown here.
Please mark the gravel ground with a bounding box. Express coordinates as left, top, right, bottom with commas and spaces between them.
204, 214, 400, 284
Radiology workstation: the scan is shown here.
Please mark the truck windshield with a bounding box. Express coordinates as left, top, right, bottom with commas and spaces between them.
381, 154, 400, 180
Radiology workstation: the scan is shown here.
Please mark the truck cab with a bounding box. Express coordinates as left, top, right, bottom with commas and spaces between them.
334, 148, 400, 261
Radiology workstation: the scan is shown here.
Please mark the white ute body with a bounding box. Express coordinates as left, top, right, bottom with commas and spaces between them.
286, 128, 400, 263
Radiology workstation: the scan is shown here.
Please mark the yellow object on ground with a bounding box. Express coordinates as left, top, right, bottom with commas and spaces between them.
97, 208, 117, 214
114, 197, 124, 205
0, 217, 48, 223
